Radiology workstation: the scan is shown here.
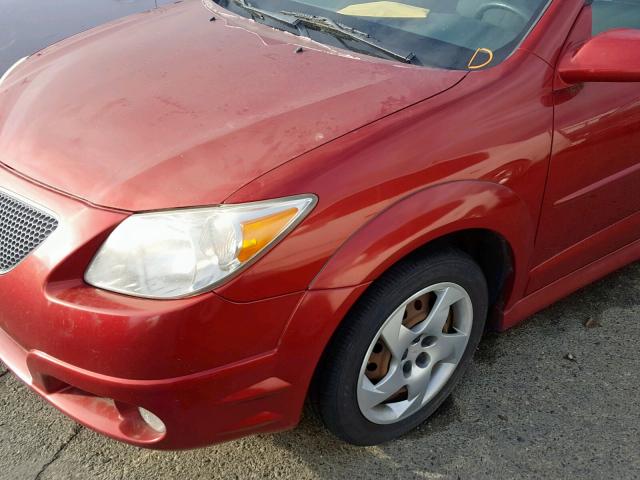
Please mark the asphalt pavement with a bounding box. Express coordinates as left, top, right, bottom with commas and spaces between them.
1, 262, 638, 479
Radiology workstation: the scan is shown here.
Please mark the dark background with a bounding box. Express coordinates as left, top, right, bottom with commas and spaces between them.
0, 0, 174, 73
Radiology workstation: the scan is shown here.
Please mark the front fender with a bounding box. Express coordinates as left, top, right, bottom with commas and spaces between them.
310, 180, 535, 308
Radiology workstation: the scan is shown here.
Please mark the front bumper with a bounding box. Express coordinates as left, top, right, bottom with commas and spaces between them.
0, 282, 366, 450
0, 167, 367, 448
0, 326, 295, 448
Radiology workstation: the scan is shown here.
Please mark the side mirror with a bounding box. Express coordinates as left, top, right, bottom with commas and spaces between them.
558, 29, 640, 84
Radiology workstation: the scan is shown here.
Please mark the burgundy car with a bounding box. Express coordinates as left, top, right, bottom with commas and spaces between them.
0, 0, 639, 449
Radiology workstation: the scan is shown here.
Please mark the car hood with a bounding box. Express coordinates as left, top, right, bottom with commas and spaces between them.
0, 0, 466, 211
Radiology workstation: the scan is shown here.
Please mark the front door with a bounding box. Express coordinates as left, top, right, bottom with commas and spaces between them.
530, 1, 640, 293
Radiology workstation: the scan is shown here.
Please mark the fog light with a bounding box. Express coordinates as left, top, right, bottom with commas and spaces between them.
138, 407, 166, 433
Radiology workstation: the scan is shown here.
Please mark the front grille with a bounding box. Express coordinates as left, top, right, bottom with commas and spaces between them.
0, 189, 58, 273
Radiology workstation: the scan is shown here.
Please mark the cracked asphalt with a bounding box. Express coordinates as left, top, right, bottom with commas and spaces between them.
1, 262, 638, 479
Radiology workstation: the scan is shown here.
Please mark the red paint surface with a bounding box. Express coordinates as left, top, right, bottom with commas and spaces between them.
0, 0, 638, 448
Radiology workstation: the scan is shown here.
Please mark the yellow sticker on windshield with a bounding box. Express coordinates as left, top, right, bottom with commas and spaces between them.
338, 1, 430, 18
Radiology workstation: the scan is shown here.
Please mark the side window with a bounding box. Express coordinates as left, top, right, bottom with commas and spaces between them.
592, 0, 640, 35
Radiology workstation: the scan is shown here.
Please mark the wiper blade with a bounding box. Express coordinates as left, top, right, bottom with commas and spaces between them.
230, 0, 300, 31
280, 11, 416, 64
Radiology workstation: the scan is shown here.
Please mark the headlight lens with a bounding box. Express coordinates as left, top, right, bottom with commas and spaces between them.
85, 195, 316, 299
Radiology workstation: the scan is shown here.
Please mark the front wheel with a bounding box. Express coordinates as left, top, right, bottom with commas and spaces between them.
312, 249, 488, 445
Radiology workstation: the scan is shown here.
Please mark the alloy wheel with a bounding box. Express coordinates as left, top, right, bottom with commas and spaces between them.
356, 282, 473, 424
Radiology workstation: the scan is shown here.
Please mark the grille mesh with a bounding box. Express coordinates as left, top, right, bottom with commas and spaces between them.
0, 189, 58, 273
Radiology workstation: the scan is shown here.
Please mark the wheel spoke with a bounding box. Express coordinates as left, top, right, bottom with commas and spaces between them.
444, 331, 469, 360
359, 365, 406, 410
419, 286, 465, 336
406, 365, 433, 408
430, 331, 469, 364
380, 307, 417, 358
385, 398, 417, 419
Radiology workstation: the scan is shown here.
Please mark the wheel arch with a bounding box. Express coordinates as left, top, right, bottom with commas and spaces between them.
310, 180, 536, 317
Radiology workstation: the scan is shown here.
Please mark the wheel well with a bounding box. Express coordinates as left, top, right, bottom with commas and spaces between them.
345, 228, 514, 331
419, 229, 514, 310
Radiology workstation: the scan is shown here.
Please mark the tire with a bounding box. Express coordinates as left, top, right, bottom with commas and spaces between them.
311, 248, 488, 445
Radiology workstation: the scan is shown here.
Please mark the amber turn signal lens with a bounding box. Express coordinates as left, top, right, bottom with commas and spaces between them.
238, 208, 298, 262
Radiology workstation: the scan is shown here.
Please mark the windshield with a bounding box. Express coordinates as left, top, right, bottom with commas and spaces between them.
211, 0, 550, 69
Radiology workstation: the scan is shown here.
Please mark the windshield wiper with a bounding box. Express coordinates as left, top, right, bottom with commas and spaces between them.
228, 1, 415, 64
280, 11, 416, 64
230, 0, 301, 31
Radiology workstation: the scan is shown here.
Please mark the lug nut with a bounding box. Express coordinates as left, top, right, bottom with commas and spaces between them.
421, 336, 437, 348
416, 352, 429, 368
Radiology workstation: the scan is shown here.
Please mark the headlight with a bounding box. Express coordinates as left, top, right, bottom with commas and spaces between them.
0, 57, 28, 88
85, 195, 316, 299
